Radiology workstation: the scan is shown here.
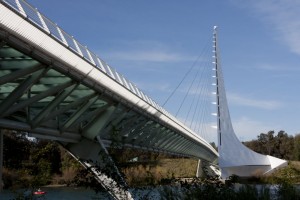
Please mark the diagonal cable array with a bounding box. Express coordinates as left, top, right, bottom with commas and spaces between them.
162, 36, 217, 143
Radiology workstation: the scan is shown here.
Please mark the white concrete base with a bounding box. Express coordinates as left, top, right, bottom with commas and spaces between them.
221, 156, 287, 178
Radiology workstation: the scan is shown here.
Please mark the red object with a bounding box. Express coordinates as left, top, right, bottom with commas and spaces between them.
33, 190, 46, 195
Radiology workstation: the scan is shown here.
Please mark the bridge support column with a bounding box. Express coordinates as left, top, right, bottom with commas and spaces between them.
64, 137, 133, 200
196, 159, 203, 178
0, 130, 3, 192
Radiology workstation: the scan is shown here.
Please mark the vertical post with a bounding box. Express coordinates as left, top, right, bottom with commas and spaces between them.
0, 130, 3, 192
196, 159, 203, 178
213, 26, 221, 147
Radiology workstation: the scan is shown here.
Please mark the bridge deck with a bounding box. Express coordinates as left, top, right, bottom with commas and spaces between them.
0, 0, 218, 163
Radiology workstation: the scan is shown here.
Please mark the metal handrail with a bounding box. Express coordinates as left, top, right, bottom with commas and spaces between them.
2, 0, 163, 113
1, 0, 215, 149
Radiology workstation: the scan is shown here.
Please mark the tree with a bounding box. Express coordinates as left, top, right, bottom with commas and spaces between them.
256, 131, 275, 155
244, 130, 295, 160
293, 134, 300, 160
31, 140, 62, 174
275, 131, 294, 160
210, 142, 218, 151
3, 130, 32, 169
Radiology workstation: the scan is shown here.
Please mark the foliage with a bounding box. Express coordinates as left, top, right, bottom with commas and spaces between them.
277, 181, 300, 200
243, 130, 297, 160
3, 127, 300, 200
158, 175, 300, 200
158, 176, 272, 200
30, 141, 62, 175
294, 135, 300, 161
2, 130, 82, 189
3, 131, 32, 169
260, 161, 300, 185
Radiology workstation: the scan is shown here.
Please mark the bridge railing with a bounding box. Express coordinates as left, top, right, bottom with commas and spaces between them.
1, 0, 218, 150
2, 0, 168, 116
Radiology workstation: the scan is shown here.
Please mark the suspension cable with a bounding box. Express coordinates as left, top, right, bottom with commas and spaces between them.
162, 37, 211, 107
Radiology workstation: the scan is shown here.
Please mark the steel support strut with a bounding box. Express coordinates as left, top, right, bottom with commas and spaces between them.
196, 159, 202, 178
65, 138, 133, 200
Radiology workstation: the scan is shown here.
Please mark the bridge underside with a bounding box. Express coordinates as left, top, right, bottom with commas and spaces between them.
0, 28, 217, 161
0, 1, 218, 198
0, 30, 216, 199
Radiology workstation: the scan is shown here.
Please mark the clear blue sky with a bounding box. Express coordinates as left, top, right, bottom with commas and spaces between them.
26, 0, 300, 142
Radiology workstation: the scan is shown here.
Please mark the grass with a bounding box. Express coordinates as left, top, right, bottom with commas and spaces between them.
121, 158, 198, 186
262, 161, 300, 184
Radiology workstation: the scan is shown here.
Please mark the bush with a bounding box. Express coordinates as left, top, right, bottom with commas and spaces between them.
277, 181, 300, 200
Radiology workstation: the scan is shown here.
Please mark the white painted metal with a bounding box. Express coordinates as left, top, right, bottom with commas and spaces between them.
213, 26, 287, 178
96, 57, 107, 73
15, 0, 26, 17
196, 159, 201, 178
56, 26, 68, 46
0, 1, 218, 160
0, 2, 220, 199
36, 11, 49, 33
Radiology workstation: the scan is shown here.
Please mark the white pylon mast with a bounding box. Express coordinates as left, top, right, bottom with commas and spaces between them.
212, 26, 221, 147
211, 26, 287, 178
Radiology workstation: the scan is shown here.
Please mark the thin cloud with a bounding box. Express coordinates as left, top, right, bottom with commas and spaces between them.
99, 40, 202, 63
255, 63, 300, 72
228, 92, 282, 110
137, 81, 171, 93
105, 50, 194, 62
247, 0, 300, 55
232, 116, 280, 141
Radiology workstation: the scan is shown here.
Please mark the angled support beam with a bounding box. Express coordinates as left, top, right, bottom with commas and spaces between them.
148, 130, 171, 148
133, 129, 153, 145
141, 125, 164, 148
131, 128, 152, 145
179, 141, 195, 153
151, 128, 170, 146
0, 119, 80, 143
146, 126, 167, 146
175, 139, 193, 151
125, 119, 148, 136
163, 135, 184, 150
159, 135, 182, 151
28, 132, 80, 143
180, 143, 197, 155
2, 81, 74, 117
74, 103, 111, 130
65, 137, 133, 200
97, 107, 131, 138
171, 136, 190, 150
0, 68, 49, 114
169, 138, 191, 153
121, 120, 151, 141
0, 64, 44, 85
31, 83, 79, 128
126, 121, 153, 142
154, 130, 176, 148
60, 95, 99, 131
110, 110, 131, 128
133, 123, 161, 145
43, 92, 97, 122
118, 115, 143, 136
120, 119, 149, 143
82, 105, 116, 139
